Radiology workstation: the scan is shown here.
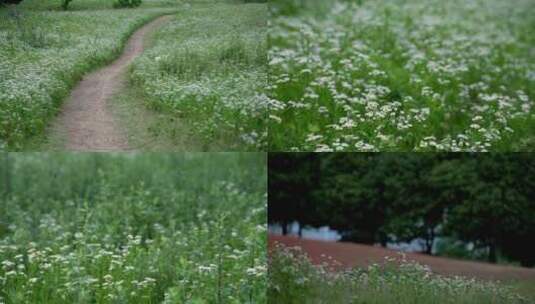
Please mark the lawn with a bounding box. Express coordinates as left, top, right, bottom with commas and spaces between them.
0, 153, 267, 303
268, 0, 535, 152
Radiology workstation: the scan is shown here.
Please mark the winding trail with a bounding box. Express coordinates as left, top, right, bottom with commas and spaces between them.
49, 15, 173, 151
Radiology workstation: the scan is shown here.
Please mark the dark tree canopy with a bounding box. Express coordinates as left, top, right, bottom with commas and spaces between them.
268, 153, 535, 267
0, 0, 24, 4
268, 153, 321, 236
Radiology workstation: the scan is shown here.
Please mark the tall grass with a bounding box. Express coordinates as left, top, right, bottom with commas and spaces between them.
268, 0, 535, 151
0, 2, 176, 150
0, 153, 267, 303
130, 3, 267, 151
269, 245, 533, 304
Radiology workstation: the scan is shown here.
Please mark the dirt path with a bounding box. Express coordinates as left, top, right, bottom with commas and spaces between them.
269, 235, 535, 281
49, 15, 173, 151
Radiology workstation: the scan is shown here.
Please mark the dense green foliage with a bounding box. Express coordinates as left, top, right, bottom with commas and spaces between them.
114, 0, 142, 8
0, 0, 23, 5
269, 153, 535, 266
0, 153, 267, 303
130, 3, 267, 151
0, 1, 177, 150
61, 0, 72, 10
268, 0, 535, 151
269, 246, 533, 304
17, 0, 178, 10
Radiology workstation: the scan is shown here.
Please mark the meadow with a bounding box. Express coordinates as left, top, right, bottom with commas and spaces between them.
0, 0, 177, 150
128, 3, 267, 151
0, 153, 267, 303
269, 245, 534, 304
268, 0, 535, 151
0, 0, 267, 151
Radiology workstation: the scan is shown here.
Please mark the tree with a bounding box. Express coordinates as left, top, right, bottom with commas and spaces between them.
0, 0, 24, 4
489, 154, 535, 267
315, 154, 394, 245
381, 154, 451, 254
268, 153, 320, 235
439, 154, 535, 265
268, 153, 535, 266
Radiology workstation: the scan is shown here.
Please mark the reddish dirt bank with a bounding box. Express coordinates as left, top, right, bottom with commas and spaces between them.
269, 234, 535, 281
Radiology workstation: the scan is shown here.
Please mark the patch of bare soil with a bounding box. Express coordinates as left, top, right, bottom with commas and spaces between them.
49, 15, 173, 151
269, 234, 535, 281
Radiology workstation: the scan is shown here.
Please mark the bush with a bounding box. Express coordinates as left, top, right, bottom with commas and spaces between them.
61, 0, 72, 10
113, 0, 142, 8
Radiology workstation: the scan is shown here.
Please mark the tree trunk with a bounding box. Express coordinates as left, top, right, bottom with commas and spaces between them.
380, 239, 387, 247
520, 260, 535, 268
281, 222, 288, 235
378, 232, 388, 247
298, 224, 303, 238
424, 242, 432, 255
424, 227, 435, 255
488, 243, 497, 263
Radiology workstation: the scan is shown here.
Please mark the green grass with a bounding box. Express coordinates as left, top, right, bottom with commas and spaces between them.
508, 281, 535, 301
111, 84, 220, 151
0, 153, 267, 303
269, 245, 534, 304
268, 0, 535, 152
0, 0, 266, 151
0, 0, 177, 150
130, 2, 267, 151
17, 0, 182, 10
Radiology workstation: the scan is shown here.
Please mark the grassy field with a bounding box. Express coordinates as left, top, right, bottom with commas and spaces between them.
269, 246, 534, 304
0, 153, 267, 303
127, 3, 267, 151
0, 0, 178, 150
0, 0, 266, 151
16, 0, 181, 10
268, 0, 535, 152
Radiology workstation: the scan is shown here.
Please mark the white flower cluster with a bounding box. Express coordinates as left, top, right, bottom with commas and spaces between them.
0, 8, 175, 150
130, 4, 267, 150
270, 246, 529, 303
0, 183, 267, 303
268, 0, 535, 151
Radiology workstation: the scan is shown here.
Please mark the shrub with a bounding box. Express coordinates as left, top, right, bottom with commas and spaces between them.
61, 0, 72, 10
113, 0, 142, 8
